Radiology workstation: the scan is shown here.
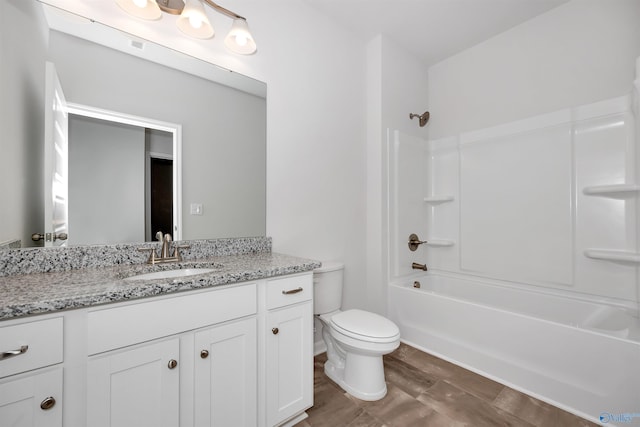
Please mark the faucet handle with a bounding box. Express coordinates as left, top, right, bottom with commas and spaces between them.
156, 231, 164, 242
174, 244, 190, 262
138, 247, 157, 264
408, 233, 428, 251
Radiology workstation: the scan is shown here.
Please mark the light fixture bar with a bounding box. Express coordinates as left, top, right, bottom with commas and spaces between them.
155, 0, 245, 20
155, 0, 185, 15
202, 0, 245, 20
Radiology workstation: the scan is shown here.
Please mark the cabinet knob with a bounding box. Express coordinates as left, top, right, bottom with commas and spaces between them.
272, 327, 279, 335
200, 350, 209, 359
40, 396, 56, 410
168, 359, 178, 369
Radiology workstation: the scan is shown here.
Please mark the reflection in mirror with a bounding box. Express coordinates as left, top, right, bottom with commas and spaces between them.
68, 113, 176, 245
0, 0, 267, 249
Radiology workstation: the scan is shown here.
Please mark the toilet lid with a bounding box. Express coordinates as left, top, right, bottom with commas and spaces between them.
330, 309, 400, 342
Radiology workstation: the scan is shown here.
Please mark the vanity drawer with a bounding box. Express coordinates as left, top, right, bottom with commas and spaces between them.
266, 274, 312, 310
88, 283, 257, 355
0, 317, 63, 378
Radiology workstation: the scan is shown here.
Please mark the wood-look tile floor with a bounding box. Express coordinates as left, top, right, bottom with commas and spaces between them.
295, 343, 598, 427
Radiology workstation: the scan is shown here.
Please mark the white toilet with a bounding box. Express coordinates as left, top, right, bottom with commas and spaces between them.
314, 262, 400, 401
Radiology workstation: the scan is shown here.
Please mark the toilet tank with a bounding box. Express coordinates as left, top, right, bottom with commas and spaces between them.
313, 261, 345, 315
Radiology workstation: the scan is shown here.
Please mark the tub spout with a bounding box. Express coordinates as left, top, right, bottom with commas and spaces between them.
412, 262, 428, 271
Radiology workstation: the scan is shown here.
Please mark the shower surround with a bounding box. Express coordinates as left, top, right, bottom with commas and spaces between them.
387, 67, 640, 424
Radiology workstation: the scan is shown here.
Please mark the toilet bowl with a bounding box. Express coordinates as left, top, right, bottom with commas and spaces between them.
314, 262, 400, 401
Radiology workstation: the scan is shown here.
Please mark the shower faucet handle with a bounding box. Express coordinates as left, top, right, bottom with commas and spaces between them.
408, 234, 428, 251
409, 111, 430, 127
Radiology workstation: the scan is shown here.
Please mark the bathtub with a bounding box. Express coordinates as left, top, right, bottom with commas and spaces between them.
388, 273, 640, 425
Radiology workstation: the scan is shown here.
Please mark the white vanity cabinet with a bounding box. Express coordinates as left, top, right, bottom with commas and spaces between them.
87, 337, 181, 427
85, 282, 258, 427
0, 317, 64, 427
194, 317, 257, 427
263, 275, 314, 427
86, 318, 259, 427
0, 367, 63, 427
1, 270, 315, 427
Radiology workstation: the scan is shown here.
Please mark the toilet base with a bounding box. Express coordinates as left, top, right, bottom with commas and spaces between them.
323, 353, 388, 401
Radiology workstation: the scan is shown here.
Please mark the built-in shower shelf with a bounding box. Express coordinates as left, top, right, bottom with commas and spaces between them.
584, 249, 640, 263
425, 239, 455, 247
582, 184, 640, 199
423, 196, 455, 204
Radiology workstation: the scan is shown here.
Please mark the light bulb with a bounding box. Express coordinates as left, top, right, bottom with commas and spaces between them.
225, 18, 256, 54
235, 34, 247, 47
116, 0, 161, 19
176, 0, 214, 38
189, 15, 203, 29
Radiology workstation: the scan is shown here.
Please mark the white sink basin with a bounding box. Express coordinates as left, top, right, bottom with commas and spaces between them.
124, 268, 216, 282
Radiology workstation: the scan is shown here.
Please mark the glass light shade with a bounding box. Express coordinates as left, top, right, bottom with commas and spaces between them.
224, 18, 257, 55
176, 0, 214, 39
115, 0, 162, 20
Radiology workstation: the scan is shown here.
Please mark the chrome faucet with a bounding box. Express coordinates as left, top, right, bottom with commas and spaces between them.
138, 232, 190, 265
412, 262, 428, 271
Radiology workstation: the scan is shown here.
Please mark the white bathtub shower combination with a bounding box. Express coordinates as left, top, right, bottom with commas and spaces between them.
387, 67, 640, 424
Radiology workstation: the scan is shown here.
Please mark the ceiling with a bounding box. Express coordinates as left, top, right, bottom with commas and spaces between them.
302, 0, 569, 67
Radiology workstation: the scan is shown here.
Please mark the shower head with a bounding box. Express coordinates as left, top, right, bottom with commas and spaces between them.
409, 111, 430, 127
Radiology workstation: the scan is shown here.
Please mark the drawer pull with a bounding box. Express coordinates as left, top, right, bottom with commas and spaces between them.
40, 396, 56, 410
282, 287, 303, 295
0, 345, 28, 361
168, 359, 178, 369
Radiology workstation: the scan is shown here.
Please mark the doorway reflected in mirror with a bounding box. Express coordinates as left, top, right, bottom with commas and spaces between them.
68, 112, 178, 245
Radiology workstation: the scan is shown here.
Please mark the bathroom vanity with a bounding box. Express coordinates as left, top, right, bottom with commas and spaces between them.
0, 238, 319, 427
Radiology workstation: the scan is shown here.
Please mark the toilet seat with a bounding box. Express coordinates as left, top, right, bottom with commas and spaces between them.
330, 309, 400, 344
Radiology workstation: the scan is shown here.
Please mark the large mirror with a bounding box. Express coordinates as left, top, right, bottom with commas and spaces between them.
0, 0, 266, 249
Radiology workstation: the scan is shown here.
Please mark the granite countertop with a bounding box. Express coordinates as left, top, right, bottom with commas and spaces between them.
0, 252, 321, 321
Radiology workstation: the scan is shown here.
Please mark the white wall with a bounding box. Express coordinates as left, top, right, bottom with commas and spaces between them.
239, 1, 369, 310
428, 0, 640, 138
0, 0, 48, 247
366, 35, 429, 314
380, 38, 430, 139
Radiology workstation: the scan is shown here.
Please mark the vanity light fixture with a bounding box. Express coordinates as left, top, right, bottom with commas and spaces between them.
115, 0, 257, 55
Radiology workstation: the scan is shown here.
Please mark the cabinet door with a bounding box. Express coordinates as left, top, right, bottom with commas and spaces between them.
87, 338, 180, 427
266, 302, 313, 427
194, 317, 257, 427
0, 367, 62, 427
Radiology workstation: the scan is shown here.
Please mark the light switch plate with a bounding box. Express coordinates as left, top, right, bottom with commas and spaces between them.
190, 203, 203, 215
